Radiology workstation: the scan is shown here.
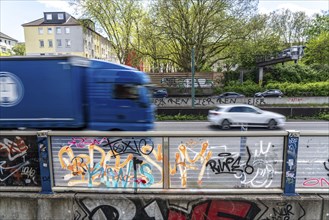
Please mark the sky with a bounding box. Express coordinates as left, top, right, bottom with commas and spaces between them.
0, 0, 328, 42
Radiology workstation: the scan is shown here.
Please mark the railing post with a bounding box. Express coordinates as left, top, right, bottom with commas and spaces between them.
283, 130, 300, 196
163, 137, 170, 189
37, 130, 53, 194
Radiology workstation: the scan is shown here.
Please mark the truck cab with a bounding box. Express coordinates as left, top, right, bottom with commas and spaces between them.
86, 59, 155, 131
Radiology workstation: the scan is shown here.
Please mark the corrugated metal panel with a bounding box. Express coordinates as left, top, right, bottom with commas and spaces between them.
169, 137, 284, 189
51, 136, 163, 189
51, 135, 284, 190
296, 136, 329, 189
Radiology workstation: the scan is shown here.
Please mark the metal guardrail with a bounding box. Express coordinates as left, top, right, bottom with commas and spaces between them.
0, 130, 328, 195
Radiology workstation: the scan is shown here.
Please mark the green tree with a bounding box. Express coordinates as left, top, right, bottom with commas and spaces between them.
71, 0, 144, 64
307, 12, 329, 38
0, 51, 12, 56
303, 32, 329, 65
269, 9, 310, 46
149, 0, 258, 72
12, 43, 25, 55
222, 14, 282, 69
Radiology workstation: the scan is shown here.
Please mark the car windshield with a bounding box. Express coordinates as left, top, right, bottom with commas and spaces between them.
253, 106, 263, 113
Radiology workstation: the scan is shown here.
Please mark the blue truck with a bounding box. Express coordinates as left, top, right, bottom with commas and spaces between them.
0, 56, 155, 131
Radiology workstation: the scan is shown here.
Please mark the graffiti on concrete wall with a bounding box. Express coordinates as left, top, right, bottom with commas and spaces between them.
53, 136, 283, 189
260, 201, 306, 220
161, 77, 214, 88
153, 97, 266, 107
0, 136, 40, 186
74, 197, 309, 220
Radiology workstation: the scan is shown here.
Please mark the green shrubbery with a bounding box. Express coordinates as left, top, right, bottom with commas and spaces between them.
265, 64, 329, 83
214, 80, 262, 97
156, 113, 207, 121
217, 64, 329, 97
266, 81, 329, 96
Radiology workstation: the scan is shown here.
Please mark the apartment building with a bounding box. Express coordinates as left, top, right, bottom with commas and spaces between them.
0, 32, 18, 54
22, 12, 117, 61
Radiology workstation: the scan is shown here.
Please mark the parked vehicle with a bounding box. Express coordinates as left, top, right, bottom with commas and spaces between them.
208, 104, 286, 130
153, 88, 168, 98
0, 56, 155, 131
254, 89, 284, 98
217, 92, 245, 98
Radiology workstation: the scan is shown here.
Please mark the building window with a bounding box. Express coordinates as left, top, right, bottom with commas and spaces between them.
47, 27, 52, 34
58, 13, 64, 20
57, 39, 62, 47
38, 27, 44, 35
65, 27, 70, 34
56, 27, 61, 34
39, 40, 44, 48
65, 39, 71, 47
46, 14, 52, 20
48, 40, 53, 48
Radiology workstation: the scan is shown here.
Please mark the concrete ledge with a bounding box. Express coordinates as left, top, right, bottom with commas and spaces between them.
157, 107, 329, 117
0, 193, 327, 219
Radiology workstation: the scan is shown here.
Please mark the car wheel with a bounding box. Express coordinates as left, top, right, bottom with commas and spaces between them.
267, 119, 277, 130
221, 119, 231, 130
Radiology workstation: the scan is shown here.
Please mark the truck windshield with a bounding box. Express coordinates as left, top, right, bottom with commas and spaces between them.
113, 84, 139, 100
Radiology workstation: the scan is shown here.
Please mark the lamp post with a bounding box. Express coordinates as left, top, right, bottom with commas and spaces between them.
191, 47, 195, 108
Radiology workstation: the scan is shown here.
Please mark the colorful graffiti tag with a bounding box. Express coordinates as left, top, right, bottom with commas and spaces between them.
74, 197, 309, 220
0, 135, 40, 186
56, 137, 163, 188
54, 136, 283, 189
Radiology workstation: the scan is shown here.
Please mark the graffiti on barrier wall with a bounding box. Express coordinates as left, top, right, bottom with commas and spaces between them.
57, 137, 162, 188
55, 137, 281, 189
74, 197, 308, 220
169, 139, 280, 188
296, 135, 329, 188
0, 136, 40, 186
302, 157, 329, 187
153, 97, 266, 107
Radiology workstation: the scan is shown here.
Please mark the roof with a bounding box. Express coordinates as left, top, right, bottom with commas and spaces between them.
0, 32, 18, 42
22, 14, 80, 27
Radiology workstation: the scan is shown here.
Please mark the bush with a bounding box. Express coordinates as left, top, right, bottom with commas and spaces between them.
215, 80, 262, 96
264, 64, 328, 84
266, 81, 329, 96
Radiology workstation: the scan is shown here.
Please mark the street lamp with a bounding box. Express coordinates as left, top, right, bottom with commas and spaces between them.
191, 47, 195, 108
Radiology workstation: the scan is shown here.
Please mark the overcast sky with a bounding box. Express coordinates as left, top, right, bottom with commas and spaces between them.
0, 0, 328, 42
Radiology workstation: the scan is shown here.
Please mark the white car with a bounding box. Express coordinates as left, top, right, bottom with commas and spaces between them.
208, 104, 286, 130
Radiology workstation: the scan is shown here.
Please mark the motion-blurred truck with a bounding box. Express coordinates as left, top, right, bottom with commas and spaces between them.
0, 56, 154, 131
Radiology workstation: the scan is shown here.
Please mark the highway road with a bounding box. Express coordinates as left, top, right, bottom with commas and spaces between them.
155, 120, 329, 132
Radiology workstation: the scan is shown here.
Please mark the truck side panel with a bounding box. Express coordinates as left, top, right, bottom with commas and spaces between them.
0, 57, 85, 128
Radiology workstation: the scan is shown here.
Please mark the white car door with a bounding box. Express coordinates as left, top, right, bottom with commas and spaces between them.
227, 106, 247, 124
243, 106, 267, 125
